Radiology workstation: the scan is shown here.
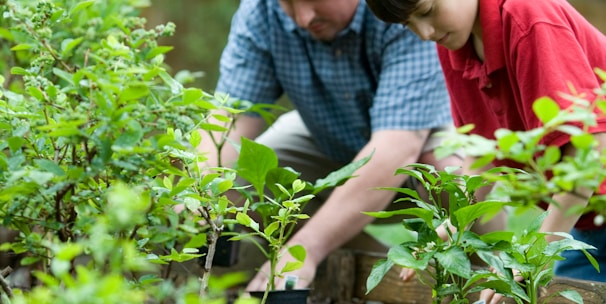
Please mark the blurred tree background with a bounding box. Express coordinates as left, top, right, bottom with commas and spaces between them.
144, 0, 239, 91
145, 0, 606, 94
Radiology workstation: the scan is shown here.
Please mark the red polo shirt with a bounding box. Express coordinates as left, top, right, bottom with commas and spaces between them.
438, 0, 606, 229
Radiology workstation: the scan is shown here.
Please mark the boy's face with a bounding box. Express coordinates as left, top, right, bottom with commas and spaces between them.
279, 0, 359, 41
404, 0, 479, 50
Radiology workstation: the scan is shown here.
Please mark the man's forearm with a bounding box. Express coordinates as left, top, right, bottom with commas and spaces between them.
287, 130, 428, 265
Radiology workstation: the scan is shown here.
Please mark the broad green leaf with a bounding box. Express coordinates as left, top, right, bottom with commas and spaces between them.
364, 207, 433, 224
53, 68, 74, 86
454, 201, 508, 230
27, 86, 45, 101
570, 133, 595, 150
0, 28, 13, 41
32, 271, 60, 287
313, 154, 372, 194
199, 122, 228, 132
70, 0, 96, 15
559, 289, 583, 304
61, 37, 84, 58
366, 259, 394, 294
119, 85, 150, 101
10, 67, 28, 75
280, 261, 303, 273
7, 137, 26, 153
526, 211, 549, 233
215, 179, 233, 194
533, 97, 560, 123
158, 70, 183, 94
237, 138, 278, 198
183, 88, 203, 104
537, 146, 561, 168
266, 167, 299, 199
189, 129, 202, 148
457, 124, 475, 134
113, 121, 144, 149
184, 234, 207, 249
495, 129, 519, 153
470, 154, 495, 170
387, 245, 431, 269
34, 159, 66, 176
170, 177, 196, 195
376, 186, 421, 201
10, 44, 33, 51
236, 212, 259, 232
264, 221, 279, 237
29, 171, 54, 185
435, 246, 471, 278
288, 244, 306, 262
146, 46, 174, 60
55, 243, 84, 261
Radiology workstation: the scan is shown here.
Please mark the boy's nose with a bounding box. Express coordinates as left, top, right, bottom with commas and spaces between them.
415, 22, 435, 41
292, 2, 315, 28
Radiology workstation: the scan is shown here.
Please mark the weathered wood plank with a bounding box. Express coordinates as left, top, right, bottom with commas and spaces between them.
312, 250, 606, 304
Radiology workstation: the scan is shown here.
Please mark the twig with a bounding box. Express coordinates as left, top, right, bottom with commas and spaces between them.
0, 266, 14, 299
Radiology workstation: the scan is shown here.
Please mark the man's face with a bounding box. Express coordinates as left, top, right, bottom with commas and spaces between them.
404, 0, 479, 50
279, 0, 359, 41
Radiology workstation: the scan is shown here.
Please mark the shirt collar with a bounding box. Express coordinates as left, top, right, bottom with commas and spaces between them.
449, 0, 506, 75
275, 0, 365, 39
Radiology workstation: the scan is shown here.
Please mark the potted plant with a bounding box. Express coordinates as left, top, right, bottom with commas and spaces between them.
229, 138, 371, 304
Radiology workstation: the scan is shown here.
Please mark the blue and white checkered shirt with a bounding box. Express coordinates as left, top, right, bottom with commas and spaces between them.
216, 0, 451, 163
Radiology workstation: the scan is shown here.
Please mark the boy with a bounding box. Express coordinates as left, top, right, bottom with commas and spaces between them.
366, 0, 606, 298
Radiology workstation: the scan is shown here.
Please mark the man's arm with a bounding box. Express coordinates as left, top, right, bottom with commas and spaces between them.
246, 128, 431, 290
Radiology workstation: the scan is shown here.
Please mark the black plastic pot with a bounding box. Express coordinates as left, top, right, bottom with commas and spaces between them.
249, 289, 310, 304
198, 228, 240, 267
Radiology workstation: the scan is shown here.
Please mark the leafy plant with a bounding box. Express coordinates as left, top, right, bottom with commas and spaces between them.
231, 138, 371, 303
0, 0, 269, 302
365, 164, 508, 303
365, 71, 606, 303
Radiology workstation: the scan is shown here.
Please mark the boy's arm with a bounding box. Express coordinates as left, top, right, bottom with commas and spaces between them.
540, 132, 606, 240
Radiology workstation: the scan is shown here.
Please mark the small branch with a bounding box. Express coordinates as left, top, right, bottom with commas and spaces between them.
0, 266, 14, 299
198, 205, 223, 299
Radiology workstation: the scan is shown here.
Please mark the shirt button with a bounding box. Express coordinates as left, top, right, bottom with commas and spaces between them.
486, 82, 493, 88
335, 49, 342, 57
343, 94, 351, 99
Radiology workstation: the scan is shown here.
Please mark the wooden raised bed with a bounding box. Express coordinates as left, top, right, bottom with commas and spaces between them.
310, 250, 606, 304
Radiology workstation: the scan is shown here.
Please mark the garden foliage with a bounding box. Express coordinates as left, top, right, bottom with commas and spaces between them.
365, 69, 606, 303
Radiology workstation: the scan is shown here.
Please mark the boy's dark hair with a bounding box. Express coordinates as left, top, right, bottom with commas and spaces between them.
365, 0, 418, 24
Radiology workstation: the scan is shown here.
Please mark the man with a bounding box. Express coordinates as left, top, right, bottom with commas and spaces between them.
200, 0, 463, 291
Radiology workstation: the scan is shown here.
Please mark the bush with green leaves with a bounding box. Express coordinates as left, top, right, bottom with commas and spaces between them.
0, 0, 269, 302
365, 70, 606, 304
0, 1, 368, 303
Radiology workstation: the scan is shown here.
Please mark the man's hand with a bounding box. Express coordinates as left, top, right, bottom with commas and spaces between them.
246, 249, 316, 291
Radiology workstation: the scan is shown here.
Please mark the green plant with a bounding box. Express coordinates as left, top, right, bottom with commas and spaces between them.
365, 164, 508, 303
0, 0, 269, 302
365, 70, 606, 303
231, 138, 371, 303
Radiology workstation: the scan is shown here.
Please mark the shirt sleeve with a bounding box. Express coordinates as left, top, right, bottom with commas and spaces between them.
506, 15, 606, 147
215, 1, 282, 104
370, 27, 452, 132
